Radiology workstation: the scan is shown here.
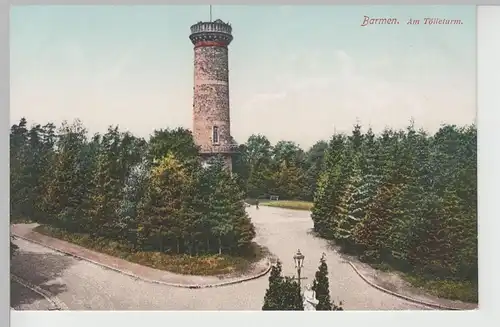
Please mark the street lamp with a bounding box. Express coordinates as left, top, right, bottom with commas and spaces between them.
293, 249, 305, 289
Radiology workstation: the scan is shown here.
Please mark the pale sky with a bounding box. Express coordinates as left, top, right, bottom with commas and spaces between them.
10, 5, 476, 148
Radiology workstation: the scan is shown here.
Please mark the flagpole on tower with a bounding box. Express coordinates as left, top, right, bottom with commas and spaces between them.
210, 5, 212, 22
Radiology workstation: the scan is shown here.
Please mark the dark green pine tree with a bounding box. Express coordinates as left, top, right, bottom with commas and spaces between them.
311, 171, 335, 236
262, 260, 285, 310
203, 155, 256, 254
17, 124, 45, 221
358, 127, 382, 211
312, 253, 332, 310
33, 122, 58, 223
46, 120, 89, 232
184, 162, 213, 255
262, 260, 303, 310
311, 134, 346, 238
352, 182, 401, 263
203, 156, 234, 254
279, 276, 304, 310
311, 253, 343, 310
88, 126, 124, 237
10, 118, 29, 220
335, 156, 366, 248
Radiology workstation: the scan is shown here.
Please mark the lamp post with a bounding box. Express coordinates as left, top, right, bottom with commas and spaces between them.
293, 249, 305, 289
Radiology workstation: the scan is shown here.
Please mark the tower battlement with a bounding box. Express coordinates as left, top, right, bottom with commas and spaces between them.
189, 19, 233, 47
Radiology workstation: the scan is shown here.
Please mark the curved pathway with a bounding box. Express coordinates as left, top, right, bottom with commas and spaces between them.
249, 206, 427, 310
11, 206, 430, 310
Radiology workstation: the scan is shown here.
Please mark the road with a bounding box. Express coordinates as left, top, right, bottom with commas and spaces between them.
10, 206, 425, 310
10, 280, 54, 310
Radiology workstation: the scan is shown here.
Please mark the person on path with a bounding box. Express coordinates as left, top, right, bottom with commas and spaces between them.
255, 199, 259, 209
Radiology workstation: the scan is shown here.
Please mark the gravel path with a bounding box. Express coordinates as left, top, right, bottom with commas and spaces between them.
10, 206, 426, 310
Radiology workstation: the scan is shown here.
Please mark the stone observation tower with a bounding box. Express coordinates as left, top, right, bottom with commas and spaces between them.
189, 19, 237, 171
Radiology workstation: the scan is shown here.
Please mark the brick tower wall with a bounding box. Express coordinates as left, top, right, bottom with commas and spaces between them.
193, 45, 232, 153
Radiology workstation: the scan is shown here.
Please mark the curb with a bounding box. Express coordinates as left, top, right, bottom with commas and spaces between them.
11, 273, 68, 310
347, 261, 472, 310
12, 233, 272, 289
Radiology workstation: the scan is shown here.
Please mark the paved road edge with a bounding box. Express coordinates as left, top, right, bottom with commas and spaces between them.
12, 233, 272, 289
347, 261, 476, 310
11, 274, 68, 310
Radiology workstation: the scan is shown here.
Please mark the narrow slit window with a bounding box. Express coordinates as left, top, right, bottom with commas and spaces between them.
212, 126, 219, 144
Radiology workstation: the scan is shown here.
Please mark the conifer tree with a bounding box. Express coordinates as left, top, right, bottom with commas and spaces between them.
358, 127, 382, 213
312, 253, 343, 310
279, 277, 304, 310
335, 157, 366, 247
262, 260, 303, 310
353, 183, 401, 262
312, 253, 332, 310
88, 126, 123, 237
203, 156, 256, 254
311, 134, 346, 238
44, 120, 89, 232
204, 156, 236, 254
10, 118, 29, 220
311, 172, 334, 236
262, 260, 285, 310
137, 153, 191, 252
33, 123, 58, 223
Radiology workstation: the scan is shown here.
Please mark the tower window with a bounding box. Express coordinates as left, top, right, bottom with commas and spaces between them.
212, 126, 219, 144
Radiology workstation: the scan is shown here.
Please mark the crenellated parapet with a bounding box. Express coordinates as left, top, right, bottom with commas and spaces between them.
189, 19, 233, 48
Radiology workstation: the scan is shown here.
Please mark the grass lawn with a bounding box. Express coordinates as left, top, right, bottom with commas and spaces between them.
245, 198, 269, 205
34, 225, 265, 276
370, 262, 478, 303
260, 200, 314, 211
402, 273, 478, 303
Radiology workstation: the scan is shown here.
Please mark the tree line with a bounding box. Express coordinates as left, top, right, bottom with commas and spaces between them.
233, 135, 328, 201
10, 118, 255, 256
311, 123, 477, 290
